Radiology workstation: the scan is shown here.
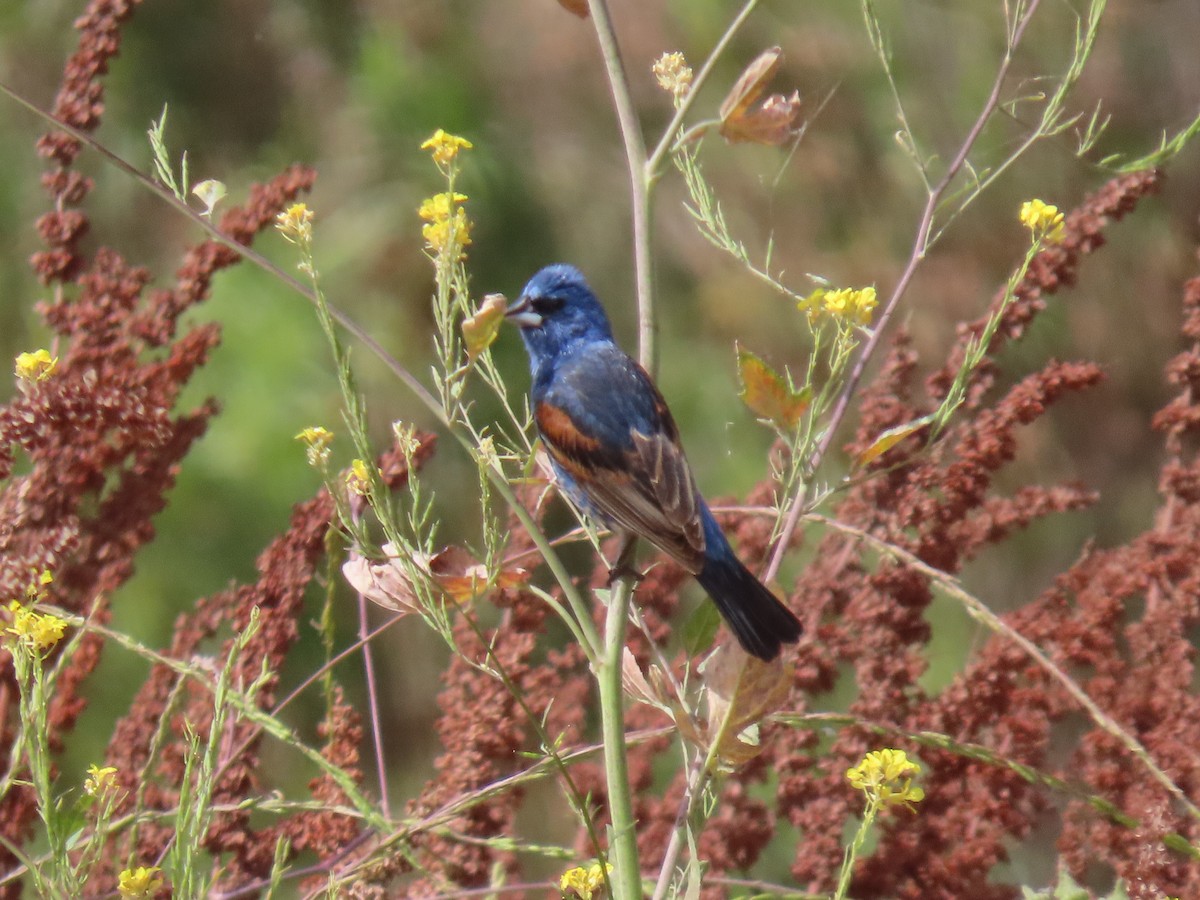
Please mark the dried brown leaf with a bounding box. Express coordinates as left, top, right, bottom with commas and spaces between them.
556, 0, 589, 18
718, 48, 801, 145
462, 293, 507, 362
703, 643, 791, 767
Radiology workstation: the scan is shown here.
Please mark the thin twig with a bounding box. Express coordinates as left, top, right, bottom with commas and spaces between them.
811, 513, 1200, 823
358, 589, 392, 819
643, 0, 762, 180
763, 0, 1045, 583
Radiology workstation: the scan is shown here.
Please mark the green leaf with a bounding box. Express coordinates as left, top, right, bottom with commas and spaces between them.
681, 600, 721, 657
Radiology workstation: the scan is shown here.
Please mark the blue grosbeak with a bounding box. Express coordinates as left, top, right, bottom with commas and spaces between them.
506, 264, 802, 660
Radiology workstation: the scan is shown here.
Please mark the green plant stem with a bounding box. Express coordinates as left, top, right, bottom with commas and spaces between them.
584, 0, 655, 371
598, 569, 641, 900
644, 0, 761, 179
833, 797, 878, 900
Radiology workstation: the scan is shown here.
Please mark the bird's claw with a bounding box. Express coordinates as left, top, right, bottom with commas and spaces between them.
606, 561, 644, 588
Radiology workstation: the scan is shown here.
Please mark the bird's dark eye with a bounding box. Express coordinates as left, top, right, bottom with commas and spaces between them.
530, 295, 565, 314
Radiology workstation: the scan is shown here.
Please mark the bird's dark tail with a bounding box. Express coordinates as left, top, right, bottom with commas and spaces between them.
695, 506, 802, 661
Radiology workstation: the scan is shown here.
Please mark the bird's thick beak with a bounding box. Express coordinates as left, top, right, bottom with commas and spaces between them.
504, 295, 543, 328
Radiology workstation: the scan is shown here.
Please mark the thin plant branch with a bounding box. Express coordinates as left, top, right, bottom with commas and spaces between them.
763, 0, 1045, 583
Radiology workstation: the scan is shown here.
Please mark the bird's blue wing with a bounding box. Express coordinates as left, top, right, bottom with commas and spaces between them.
534, 344, 706, 571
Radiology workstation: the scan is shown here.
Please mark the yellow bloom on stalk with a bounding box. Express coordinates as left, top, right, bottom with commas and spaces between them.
652, 51, 693, 103
15, 349, 58, 382
801, 286, 878, 327
276, 202, 314, 244
346, 458, 374, 496
1019, 198, 1065, 244
117, 866, 163, 898
5, 600, 68, 653
418, 192, 472, 260
418, 192, 468, 223
421, 129, 473, 165
559, 862, 612, 899
846, 748, 925, 810
295, 425, 334, 466
85, 764, 119, 798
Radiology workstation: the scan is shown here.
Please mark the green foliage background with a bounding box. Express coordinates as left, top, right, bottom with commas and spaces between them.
2, 0, 1200, 865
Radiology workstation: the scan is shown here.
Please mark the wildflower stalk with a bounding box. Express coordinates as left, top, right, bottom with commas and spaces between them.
810, 514, 1200, 824
765, 0, 1050, 582
168, 608, 267, 898
9, 650, 56, 896
832, 797, 879, 900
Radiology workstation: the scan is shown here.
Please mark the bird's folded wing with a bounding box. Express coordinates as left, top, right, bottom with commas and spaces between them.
536, 402, 706, 572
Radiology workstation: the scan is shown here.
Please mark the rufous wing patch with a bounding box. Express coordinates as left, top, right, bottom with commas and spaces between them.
537, 401, 602, 457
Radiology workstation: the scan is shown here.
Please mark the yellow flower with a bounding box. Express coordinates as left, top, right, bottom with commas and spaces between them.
346, 458, 374, 496
275, 202, 314, 244
559, 862, 612, 899
418, 192, 468, 222
421, 129, 473, 165
1019, 198, 1065, 244
418, 192, 472, 260
15, 349, 58, 382
846, 748, 925, 809
118, 866, 163, 898
652, 52, 693, 103
801, 286, 878, 327
5, 601, 68, 653
295, 426, 334, 466
85, 764, 119, 798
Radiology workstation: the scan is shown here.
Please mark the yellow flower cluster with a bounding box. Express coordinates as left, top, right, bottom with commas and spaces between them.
418, 191, 472, 261
345, 458, 375, 496
801, 285, 878, 327
117, 866, 163, 898
85, 763, 119, 798
652, 51, 693, 103
1019, 198, 1065, 244
15, 349, 58, 383
275, 202, 314, 245
559, 862, 612, 899
4, 571, 66, 655
421, 128, 473, 166
6, 601, 67, 652
295, 425, 334, 467
846, 748, 925, 809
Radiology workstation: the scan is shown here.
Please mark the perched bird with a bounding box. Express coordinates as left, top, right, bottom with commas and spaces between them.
505, 264, 802, 660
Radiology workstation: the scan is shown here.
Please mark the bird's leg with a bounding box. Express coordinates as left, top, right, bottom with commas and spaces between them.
606, 535, 642, 587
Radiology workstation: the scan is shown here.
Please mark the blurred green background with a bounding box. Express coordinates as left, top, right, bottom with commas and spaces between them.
2, 0, 1199, 868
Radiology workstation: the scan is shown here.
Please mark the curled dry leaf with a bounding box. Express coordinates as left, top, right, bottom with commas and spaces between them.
718, 47, 802, 145
622, 647, 662, 708
855, 414, 934, 467
429, 544, 530, 602
737, 345, 811, 428
343, 542, 528, 613
462, 292, 508, 361
556, 0, 589, 18
342, 543, 426, 615
703, 642, 791, 767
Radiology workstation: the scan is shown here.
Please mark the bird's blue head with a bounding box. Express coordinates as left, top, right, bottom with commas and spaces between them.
506, 265, 614, 371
